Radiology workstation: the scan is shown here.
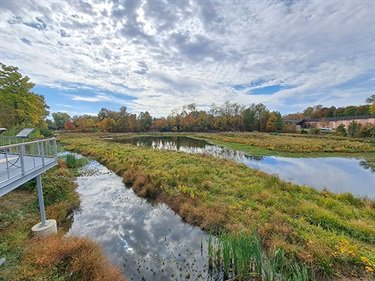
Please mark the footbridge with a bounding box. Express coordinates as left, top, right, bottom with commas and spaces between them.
0, 136, 58, 234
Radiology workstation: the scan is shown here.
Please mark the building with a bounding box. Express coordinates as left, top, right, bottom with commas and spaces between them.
296, 115, 375, 130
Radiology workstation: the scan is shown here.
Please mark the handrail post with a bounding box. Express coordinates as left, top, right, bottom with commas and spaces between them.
36, 174, 47, 226
40, 142, 45, 166
53, 138, 57, 159
5, 149, 10, 179
20, 144, 25, 175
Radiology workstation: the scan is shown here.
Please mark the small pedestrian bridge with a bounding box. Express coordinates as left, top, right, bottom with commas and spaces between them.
0, 136, 58, 235
0, 138, 58, 196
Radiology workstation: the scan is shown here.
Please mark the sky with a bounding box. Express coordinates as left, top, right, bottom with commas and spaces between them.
0, 0, 374, 117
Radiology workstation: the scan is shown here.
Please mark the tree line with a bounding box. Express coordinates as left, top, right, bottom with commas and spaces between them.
50, 102, 285, 133
285, 101, 374, 120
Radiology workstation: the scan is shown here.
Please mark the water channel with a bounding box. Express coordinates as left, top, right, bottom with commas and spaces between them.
68, 159, 218, 281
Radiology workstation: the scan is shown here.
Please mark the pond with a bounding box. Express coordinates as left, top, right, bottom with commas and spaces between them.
69, 160, 219, 281
114, 136, 375, 199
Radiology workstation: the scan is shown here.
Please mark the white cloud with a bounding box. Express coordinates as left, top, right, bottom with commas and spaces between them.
0, 0, 374, 116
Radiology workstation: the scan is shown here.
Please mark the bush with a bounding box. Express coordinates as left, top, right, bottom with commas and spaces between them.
335, 124, 347, 137
300, 129, 308, 134
360, 124, 375, 138
66, 154, 88, 169
39, 128, 53, 137
309, 128, 321, 135
42, 161, 79, 206
348, 121, 361, 138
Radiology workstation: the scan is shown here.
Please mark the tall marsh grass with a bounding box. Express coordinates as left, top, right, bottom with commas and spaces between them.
208, 233, 312, 281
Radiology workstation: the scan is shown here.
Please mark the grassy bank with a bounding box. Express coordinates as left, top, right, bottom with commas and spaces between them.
0, 157, 124, 281
61, 134, 375, 280
194, 132, 375, 154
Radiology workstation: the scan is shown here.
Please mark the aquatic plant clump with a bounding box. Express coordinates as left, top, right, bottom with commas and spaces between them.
208, 233, 311, 281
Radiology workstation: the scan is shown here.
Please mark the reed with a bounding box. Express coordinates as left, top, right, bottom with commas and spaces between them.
208, 233, 312, 281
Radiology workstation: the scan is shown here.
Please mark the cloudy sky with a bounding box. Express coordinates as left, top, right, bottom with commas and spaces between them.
0, 0, 374, 117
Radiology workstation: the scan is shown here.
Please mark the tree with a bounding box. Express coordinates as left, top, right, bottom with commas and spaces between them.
0, 62, 49, 128
366, 95, 375, 114
370, 103, 375, 115
242, 106, 257, 131
52, 112, 71, 130
64, 121, 75, 130
266, 111, 283, 132
303, 107, 314, 118
138, 111, 153, 131
266, 112, 277, 132
255, 103, 269, 132
116, 106, 129, 131
347, 121, 360, 138
366, 95, 375, 103
98, 117, 116, 132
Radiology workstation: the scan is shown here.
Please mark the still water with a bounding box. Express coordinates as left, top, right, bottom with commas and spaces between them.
115, 136, 375, 199
69, 160, 217, 281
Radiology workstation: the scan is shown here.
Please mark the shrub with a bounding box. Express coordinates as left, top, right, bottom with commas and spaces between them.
348, 121, 361, 138
335, 124, 347, 137
66, 154, 88, 169
309, 128, 321, 135
39, 128, 54, 137
360, 124, 375, 138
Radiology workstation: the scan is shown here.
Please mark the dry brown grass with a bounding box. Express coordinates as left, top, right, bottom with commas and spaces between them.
15, 234, 125, 281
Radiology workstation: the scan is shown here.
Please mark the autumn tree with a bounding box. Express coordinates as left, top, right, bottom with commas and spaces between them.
0, 62, 48, 128
98, 117, 116, 132
52, 112, 71, 130
266, 111, 283, 132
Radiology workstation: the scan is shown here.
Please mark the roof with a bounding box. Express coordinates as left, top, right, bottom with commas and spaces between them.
296, 115, 375, 124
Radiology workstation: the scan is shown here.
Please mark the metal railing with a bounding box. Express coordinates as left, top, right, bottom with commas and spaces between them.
0, 138, 57, 185
0, 136, 32, 146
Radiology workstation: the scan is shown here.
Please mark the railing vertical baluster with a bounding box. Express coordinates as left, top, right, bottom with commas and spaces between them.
53, 139, 57, 159
33, 143, 36, 167
5, 149, 10, 179
20, 144, 25, 175
41, 141, 45, 166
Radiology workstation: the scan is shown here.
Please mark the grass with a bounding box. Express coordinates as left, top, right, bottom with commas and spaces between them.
15, 234, 123, 281
66, 153, 88, 170
193, 132, 375, 154
0, 156, 125, 281
208, 233, 311, 281
60, 133, 375, 280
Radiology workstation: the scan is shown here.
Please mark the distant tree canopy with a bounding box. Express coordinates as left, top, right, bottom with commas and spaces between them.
299, 104, 371, 119
284, 103, 373, 121
60, 101, 285, 133
366, 95, 375, 114
0, 63, 49, 128
52, 112, 71, 130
